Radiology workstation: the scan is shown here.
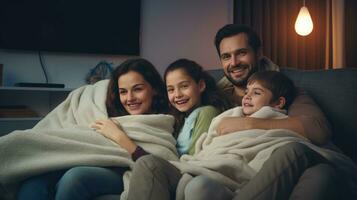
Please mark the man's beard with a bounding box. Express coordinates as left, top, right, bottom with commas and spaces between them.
225, 64, 257, 87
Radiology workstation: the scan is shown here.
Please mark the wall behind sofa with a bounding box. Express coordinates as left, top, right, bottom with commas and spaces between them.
0, 0, 232, 88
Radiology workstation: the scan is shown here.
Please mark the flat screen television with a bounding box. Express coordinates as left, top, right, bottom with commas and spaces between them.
0, 0, 141, 55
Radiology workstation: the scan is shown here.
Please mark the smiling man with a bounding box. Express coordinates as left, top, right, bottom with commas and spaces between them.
220, 33, 258, 87
215, 26, 277, 107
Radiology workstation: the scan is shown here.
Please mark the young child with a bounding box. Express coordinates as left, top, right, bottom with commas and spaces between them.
164, 58, 230, 155
242, 70, 297, 116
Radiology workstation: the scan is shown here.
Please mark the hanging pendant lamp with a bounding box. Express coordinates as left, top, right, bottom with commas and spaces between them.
295, 0, 314, 36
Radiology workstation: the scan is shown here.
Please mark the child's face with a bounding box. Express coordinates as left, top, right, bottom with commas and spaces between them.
166, 68, 205, 113
118, 71, 155, 115
242, 81, 274, 115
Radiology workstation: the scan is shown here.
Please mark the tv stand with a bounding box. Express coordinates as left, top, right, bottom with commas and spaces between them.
0, 86, 72, 135
15, 82, 65, 88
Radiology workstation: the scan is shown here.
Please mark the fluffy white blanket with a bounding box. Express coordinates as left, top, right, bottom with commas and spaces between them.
171, 106, 357, 200
0, 80, 178, 200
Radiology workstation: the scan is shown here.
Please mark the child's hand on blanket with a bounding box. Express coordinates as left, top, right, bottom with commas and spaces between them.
217, 117, 257, 135
91, 119, 138, 154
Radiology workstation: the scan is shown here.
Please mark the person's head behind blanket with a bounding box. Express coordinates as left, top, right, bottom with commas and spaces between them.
106, 58, 169, 116
242, 71, 297, 116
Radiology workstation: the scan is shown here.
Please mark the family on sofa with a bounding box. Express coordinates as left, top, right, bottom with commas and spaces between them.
1, 24, 356, 200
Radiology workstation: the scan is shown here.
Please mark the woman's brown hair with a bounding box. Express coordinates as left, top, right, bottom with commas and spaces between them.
106, 58, 169, 117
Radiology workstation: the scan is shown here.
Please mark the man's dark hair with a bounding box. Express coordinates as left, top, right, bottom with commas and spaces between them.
214, 24, 262, 55
247, 71, 297, 109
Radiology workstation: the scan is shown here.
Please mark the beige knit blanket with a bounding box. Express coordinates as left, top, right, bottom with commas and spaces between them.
171, 106, 357, 200
0, 80, 178, 200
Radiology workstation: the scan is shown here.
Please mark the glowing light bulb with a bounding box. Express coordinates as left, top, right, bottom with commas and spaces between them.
295, 6, 313, 36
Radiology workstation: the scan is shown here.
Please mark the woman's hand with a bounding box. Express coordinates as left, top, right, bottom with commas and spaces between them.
91, 119, 137, 154
91, 119, 123, 141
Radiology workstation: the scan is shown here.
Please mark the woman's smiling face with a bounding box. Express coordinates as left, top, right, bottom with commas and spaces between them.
118, 71, 155, 115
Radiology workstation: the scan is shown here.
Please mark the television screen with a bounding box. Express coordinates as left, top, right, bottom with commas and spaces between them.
0, 0, 141, 55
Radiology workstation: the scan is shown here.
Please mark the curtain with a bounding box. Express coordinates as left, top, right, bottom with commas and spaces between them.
345, 0, 357, 68
234, 0, 330, 70
331, 0, 345, 68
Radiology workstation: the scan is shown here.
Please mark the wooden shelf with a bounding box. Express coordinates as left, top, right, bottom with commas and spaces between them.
0, 86, 74, 92
0, 86, 73, 134
0, 117, 42, 121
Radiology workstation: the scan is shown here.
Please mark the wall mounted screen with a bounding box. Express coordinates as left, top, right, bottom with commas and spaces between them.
0, 0, 141, 55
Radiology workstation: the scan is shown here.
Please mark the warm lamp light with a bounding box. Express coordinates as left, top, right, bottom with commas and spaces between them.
295, 3, 313, 36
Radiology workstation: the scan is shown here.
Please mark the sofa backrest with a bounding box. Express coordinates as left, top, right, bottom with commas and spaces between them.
208, 68, 357, 163
281, 68, 357, 163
